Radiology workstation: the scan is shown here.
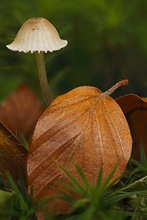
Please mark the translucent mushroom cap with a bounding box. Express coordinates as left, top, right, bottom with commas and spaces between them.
6, 17, 68, 53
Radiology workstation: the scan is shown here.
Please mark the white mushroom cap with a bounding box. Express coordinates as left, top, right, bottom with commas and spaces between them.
6, 17, 68, 53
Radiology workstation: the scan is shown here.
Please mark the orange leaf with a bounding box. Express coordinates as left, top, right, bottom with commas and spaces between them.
27, 80, 132, 215
116, 94, 147, 161
0, 122, 27, 182
0, 84, 43, 139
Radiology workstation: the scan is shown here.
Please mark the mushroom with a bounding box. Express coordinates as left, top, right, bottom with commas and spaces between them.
6, 17, 68, 105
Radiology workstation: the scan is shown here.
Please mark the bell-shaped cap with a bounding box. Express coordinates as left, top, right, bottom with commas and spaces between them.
6, 17, 68, 53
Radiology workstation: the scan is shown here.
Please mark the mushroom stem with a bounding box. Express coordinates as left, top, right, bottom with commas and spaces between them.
35, 51, 52, 105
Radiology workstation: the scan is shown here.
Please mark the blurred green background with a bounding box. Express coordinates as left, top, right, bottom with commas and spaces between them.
1, 0, 147, 102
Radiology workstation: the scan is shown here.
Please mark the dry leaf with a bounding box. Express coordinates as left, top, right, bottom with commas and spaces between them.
0, 84, 43, 139
27, 80, 132, 215
116, 94, 147, 161
0, 122, 27, 182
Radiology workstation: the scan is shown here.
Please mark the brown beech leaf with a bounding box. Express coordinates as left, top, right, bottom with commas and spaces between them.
116, 94, 147, 161
0, 84, 43, 139
27, 80, 132, 215
0, 122, 27, 182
